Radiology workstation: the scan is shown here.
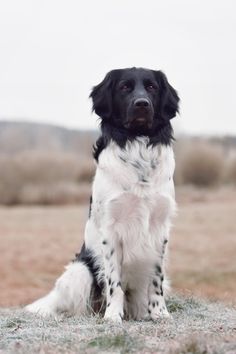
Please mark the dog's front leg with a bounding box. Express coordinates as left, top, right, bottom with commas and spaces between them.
101, 235, 124, 323
148, 263, 170, 320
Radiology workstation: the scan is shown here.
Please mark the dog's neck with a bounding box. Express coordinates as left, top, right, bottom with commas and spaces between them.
93, 121, 174, 162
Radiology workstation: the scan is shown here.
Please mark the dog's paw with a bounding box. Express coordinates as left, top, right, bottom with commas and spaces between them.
25, 298, 57, 318
104, 313, 123, 324
149, 305, 171, 321
25, 304, 54, 317
104, 307, 123, 324
148, 297, 171, 321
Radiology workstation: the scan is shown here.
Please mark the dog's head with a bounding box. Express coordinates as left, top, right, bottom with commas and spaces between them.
90, 67, 179, 133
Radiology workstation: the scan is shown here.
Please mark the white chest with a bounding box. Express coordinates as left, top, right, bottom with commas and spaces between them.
86, 138, 176, 262
93, 137, 175, 199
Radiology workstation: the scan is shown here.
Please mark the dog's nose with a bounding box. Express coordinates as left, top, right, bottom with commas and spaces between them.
134, 98, 150, 108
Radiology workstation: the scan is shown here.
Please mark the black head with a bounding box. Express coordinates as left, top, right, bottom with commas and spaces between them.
90, 67, 179, 134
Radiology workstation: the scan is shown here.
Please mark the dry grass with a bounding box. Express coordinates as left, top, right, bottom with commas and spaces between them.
0, 186, 236, 307
0, 152, 95, 205
1, 141, 236, 205
176, 143, 224, 186
1, 186, 236, 353
0, 295, 235, 354
225, 156, 236, 185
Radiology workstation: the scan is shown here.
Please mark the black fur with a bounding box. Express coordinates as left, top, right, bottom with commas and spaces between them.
75, 67, 179, 310
88, 196, 92, 218
74, 244, 104, 302
90, 67, 179, 161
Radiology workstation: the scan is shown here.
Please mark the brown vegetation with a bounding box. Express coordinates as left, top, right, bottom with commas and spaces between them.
1, 122, 236, 205
175, 141, 224, 186
1, 141, 236, 205
0, 186, 235, 307
0, 152, 95, 205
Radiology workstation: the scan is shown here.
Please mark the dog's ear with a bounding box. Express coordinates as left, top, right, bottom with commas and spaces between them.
154, 71, 180, 120
90, 70, 118, 120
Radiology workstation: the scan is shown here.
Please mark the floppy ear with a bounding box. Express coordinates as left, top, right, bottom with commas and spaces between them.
90, 70, 117, 120
154, 71, 180, 120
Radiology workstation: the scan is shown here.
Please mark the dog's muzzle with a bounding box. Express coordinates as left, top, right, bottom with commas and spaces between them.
125, 98, 154, 129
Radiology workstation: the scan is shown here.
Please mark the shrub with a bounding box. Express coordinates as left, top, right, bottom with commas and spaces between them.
225, 156, 236, 185
0, 152, 94, 205
180, 143, 224, 186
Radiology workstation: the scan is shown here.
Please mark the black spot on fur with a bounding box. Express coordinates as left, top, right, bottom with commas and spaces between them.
107, 302, 110, 307
151, 160, 156, 169
108, 278, 111, 286
131, 160, 142, 169
164, 239, 168, 244
88, 196, 92, 218
155, 265, 162, 274
119, 155, 127, 163
152, 302, 155, 308
119, 312, 124, 319
148, 309, 151, 314
141, 177, 148, 183
102, 240, 107, 245
117, 281, 121, 287
110, 288, 113, 296
156, 301, 159, 306
153, 280, 158, 287
110, 249, 114, 256
155, 291, 160, 296
125, 289, 131, 301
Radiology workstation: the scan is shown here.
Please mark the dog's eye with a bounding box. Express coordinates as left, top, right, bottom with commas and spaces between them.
146, 84, 156, 91
120, 83, 131, 91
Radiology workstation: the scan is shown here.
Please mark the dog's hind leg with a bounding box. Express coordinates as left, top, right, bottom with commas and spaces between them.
25, 260, 93, 317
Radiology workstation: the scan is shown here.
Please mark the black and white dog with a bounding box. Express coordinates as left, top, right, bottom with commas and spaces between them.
26, 67, 179, 323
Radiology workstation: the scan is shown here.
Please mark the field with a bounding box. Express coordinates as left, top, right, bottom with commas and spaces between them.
0, 186, 236, 307
1, 186, 236, 353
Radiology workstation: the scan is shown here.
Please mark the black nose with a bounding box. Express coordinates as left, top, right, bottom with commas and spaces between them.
134, 98, 150, 107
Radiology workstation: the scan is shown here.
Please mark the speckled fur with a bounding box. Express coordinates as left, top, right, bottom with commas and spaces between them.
26, 137, 176, 322
26, 67, 179, 322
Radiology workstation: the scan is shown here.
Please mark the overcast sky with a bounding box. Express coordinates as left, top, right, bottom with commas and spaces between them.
0, 0, 235, 135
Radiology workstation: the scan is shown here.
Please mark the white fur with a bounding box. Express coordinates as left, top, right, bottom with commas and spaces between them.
26, 137, 176, 322
25, 262, 93, 316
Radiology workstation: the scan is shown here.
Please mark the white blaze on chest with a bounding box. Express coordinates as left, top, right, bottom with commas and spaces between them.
95, 137, 175, 197
88, 138, 176, 261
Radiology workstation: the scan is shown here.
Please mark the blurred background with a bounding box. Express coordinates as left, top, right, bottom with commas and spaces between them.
0, 0, 236, 307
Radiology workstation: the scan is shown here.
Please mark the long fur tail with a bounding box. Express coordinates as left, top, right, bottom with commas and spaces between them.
25, 261, 93, 317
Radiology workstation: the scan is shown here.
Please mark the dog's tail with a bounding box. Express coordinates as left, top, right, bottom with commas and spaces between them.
25, 261, 93, 317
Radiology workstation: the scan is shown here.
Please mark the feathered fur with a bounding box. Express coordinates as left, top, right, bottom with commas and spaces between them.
26, 67, 179, 322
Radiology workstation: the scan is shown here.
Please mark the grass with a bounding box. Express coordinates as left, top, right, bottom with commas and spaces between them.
0, 295, 236, 354
1, 186, 236, 352
87, 333, 137, 353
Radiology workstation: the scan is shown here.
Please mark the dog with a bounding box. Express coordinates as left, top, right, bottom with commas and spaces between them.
26, 67, 179, 323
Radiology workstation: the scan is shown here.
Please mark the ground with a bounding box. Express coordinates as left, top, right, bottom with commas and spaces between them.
0, 186, 236, 353
0, 186, 236, 307
0, 295, 236, 354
